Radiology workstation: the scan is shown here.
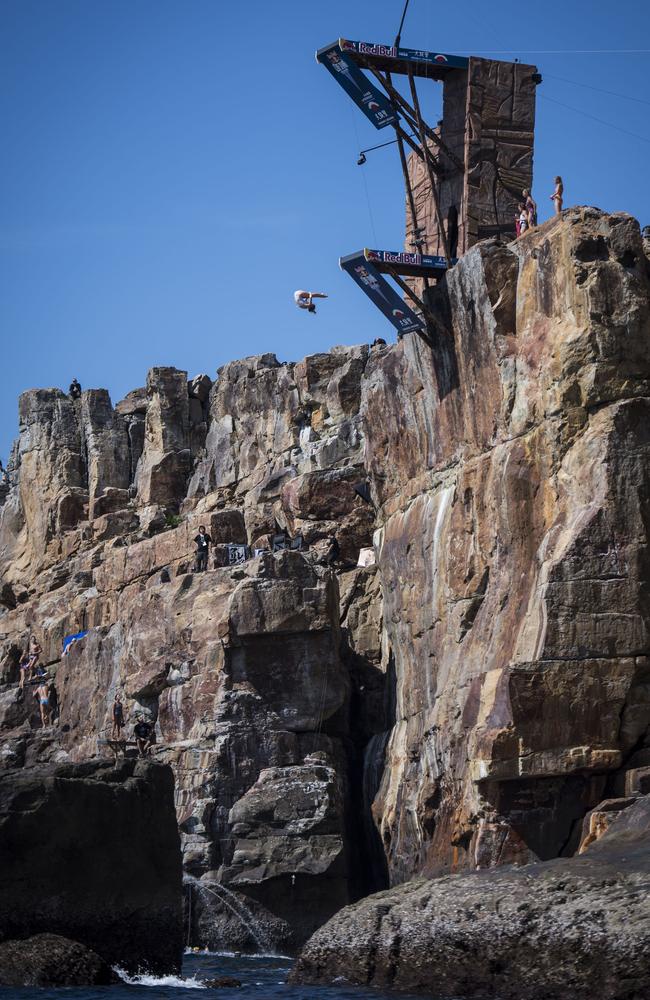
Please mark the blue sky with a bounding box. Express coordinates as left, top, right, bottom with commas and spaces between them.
1, 0, 649, 461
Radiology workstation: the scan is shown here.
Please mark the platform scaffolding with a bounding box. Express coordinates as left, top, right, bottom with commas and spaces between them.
319, 36, 539, 340
340, 248, 451, 346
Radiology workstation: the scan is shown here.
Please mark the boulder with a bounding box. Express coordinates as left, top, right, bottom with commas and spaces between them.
0, 758, 183, 974
292, 795, 650, 1000
0, 933, 117, 987
189, 373, 213, 402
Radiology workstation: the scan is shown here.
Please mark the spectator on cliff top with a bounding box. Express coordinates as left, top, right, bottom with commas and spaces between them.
194, 525, 212, 572
34, 681, 52, 728
133, 717, 154, 757
522, 189, 537, 227
518, 203, 530, 236
551, 176, 564, 215
112, 693, 126, 740
69, 378, 82, 400
294, 290, 328, 314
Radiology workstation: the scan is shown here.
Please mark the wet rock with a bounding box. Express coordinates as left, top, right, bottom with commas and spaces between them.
0, 933, 118, 987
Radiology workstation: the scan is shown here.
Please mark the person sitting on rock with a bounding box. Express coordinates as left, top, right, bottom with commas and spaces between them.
294, 290, 328, 314
69, 378, 82, 400
112, 693, 126, 740
34, 680, 52, 728
321, 535, 340, 567
133, 717, 154, 757
194, 525, 212, 572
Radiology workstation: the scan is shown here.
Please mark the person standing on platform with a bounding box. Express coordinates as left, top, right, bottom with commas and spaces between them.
194, 525, 212, 572
551, 176, 564, 214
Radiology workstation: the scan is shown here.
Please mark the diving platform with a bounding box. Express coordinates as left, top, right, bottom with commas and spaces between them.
334, 39, 468, 78
318, 35, 539, 261
340, 248, 451, 338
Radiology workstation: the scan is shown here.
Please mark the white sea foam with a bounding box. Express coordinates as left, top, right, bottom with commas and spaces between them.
183, 948, 291, 960
114, 967, 206, 988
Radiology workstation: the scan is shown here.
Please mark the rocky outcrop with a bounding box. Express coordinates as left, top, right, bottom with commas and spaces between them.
292, 794, 650, 1000
1, 208, 650, 969
0, 934, 117, 987
0, 759, 183, 974
0, 343, 376, 953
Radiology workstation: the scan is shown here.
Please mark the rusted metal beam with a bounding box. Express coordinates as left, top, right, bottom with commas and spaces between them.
384, 266, 446, 346
371, 68, 464, 173
407, 70, 451, 264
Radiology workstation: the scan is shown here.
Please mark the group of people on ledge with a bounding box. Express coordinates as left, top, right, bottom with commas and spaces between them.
192, 525, 340, 573
110, 693, 154, 757
516, 177, 564, 236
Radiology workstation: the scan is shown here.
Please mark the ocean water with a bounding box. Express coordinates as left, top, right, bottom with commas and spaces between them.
0, 951, 428, 999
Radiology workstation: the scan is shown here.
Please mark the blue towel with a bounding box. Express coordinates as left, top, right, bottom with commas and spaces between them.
62, 630, 88, 653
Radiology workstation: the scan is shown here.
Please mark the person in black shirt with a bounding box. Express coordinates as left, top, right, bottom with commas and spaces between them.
194, 525, 212, 571
69, 378, 82, 400
112, 693, 125, 739
133, 718, 153, 757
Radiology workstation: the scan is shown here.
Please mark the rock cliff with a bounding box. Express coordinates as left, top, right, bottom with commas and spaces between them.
1, 208, 650, 956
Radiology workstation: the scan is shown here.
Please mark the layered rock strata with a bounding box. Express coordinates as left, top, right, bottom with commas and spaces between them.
1, 208, 649, 959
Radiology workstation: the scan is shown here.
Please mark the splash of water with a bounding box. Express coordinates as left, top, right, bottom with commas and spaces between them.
185, 875, 275, 954
114, 967, 206, 988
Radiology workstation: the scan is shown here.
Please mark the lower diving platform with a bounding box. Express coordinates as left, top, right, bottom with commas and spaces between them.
340, 248, 451, 337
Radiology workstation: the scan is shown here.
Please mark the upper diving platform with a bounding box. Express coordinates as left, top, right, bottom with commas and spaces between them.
336, 39, 469, 77
316, 39, 469, 129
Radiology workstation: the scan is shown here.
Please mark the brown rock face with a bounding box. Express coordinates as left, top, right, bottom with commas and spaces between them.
0, 343, 374, 953
1, 209, 650, 965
